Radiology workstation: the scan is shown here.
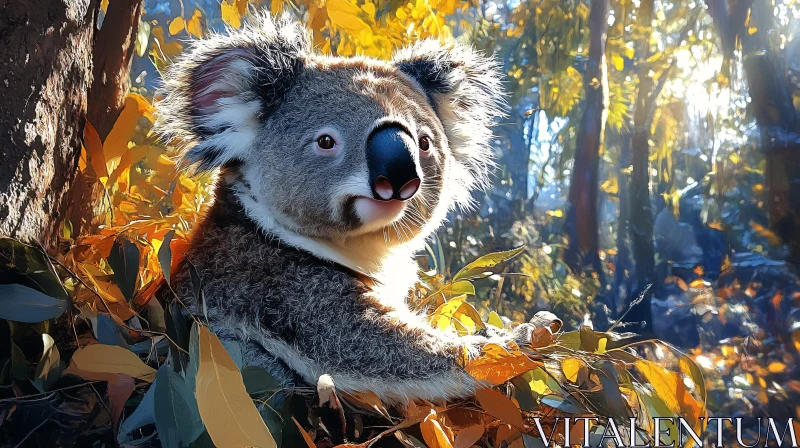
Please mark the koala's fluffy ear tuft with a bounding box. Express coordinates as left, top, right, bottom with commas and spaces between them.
155, 14, 308, 170
393, 41, 506, 208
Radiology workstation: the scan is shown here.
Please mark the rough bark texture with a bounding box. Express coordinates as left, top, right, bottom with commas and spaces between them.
67, 0, 143, 238
564, 0, 609, 278
0, 0, 98, 245
87, 0, 142, 140
625, 0, 656, 332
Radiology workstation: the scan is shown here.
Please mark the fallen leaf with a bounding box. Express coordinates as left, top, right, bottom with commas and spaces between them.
466, 343, 540, 385
475, 387, 524, 429
195, 325, 276, 447
420, 410, 454, 448
67, 344, 155, 381
453, 423, 484, 448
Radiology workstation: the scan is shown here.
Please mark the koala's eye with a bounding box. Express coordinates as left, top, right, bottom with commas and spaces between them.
317, 134, 336, 150
418, 135, 431, 152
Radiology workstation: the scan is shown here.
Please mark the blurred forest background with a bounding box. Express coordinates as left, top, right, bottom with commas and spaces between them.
1, 0, 799, 445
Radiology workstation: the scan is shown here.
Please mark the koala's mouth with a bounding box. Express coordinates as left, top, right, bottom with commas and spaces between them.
351, 196, 407, 232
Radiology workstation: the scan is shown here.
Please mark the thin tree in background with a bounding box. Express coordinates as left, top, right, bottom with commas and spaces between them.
625, 0, 657, 332
564, 0, 610, 280
706, 0, 800, 265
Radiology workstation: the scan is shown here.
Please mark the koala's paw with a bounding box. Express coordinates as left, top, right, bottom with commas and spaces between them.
512, 311, 563, 347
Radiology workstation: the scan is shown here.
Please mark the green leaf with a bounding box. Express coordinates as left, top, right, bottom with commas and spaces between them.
108, 237, 140, 303
185, 322, 200, 392
0, 283, 70, 323
242, 366, 281, 395
158, 230, 175, 285
154, 364, 204, 448
426, 280, 476, 301
0, 238, 69, 301
453, 246, 526, 281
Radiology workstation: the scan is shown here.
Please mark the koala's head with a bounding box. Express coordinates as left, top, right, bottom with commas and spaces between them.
156, 15, 504, 249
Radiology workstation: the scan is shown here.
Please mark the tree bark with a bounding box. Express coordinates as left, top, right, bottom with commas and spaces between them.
706, 0, 800, 264
564, 0, 609, 278
0, 0, 99, 245
67, 0, 143, 237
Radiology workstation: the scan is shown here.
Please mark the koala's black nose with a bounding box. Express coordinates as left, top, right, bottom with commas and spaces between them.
366, 125, 421, 201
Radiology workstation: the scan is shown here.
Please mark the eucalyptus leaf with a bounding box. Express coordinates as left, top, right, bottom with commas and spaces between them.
185, 321, 200, 392
108, 237, 140, 303
453, 246, 526, 281
154, 364, 204, 448
118, 375, 157, 444
158, 230, 175, 286
242, 365, 281, 395
0, 283, 69, 323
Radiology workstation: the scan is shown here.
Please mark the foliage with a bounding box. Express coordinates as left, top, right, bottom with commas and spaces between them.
0, 237, 706, 446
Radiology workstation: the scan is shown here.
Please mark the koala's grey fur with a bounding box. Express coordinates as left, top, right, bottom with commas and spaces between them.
155, 14, 542, 404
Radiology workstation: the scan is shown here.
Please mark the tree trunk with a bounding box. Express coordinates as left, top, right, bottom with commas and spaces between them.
613, 135, 632, 314
741, 0, 800, 265
564, 0, 609, 278
625, 0, 656, 332
0, 0, 143, 246
67, 0, 143, 237
705, 0, 800, 265
0, 0, 99, 246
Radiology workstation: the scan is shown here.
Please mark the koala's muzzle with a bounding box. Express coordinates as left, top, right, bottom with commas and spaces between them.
366, 125, 421, 201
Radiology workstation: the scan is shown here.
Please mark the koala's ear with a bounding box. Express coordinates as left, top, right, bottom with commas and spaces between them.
393, 40, 506, 206
155, 14, 307, 170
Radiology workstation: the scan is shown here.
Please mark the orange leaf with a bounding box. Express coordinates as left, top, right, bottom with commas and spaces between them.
84, 120, 108, 181
466, 343, 540, 385
420, 410, 454, 448
104, 96, 143, 162
475, 387, 524, 429
454, 423, 484, 448
293, 417, 316, 448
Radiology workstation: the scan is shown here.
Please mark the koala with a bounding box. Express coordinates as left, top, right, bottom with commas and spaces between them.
155, 14, 547, 405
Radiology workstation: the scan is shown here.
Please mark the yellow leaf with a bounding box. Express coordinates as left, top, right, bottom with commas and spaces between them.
636, 359, 704, 427
196, 325, 277, 447
221, 1, 242, 28
611, 53, 624, 71
68, 344, 155, 381
84, 120, 108, 183
768, 362, 786, 373
420, 410, 454, 448
562, 358, 583, 383
748, 26, 758, 35
546, 209, 564, 218
119, 201, 138, 213
104, 96, 143, 162
186, 9, 204, 38
601, 177, 619, 194
327, 0, 369, 32
168, 17, 184, 35
487, 311, 504, 329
